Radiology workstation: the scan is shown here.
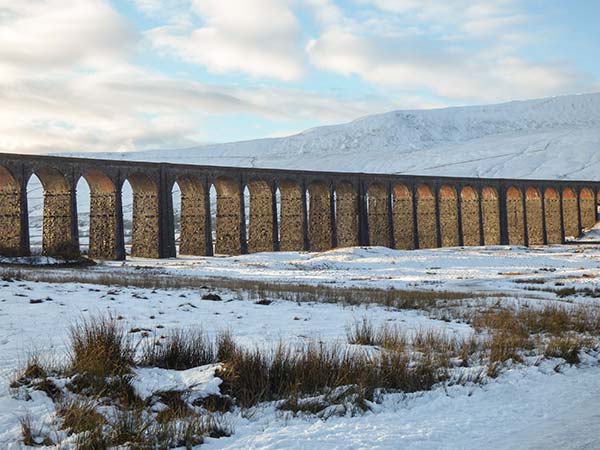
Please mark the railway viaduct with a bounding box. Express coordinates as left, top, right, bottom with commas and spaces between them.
0, 152, 598, 260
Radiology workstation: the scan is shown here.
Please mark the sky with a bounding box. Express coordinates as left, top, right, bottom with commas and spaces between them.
0, 0, 599, 154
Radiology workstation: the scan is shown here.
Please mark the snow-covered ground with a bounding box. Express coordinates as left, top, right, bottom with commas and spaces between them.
89, 244, 600, 301
2, 245, 600, 449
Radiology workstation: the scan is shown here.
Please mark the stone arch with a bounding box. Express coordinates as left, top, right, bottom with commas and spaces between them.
416, 184, 437, 248
506, 186, 525, 245
175, 176, 208, 256
439, 185, 459, 247
392, 184, 414, 250
544, 188, 562, 244
308, 181, 332, 252
580, 188, 595, 230
279, 180, 304, 251
460, 186, 480, 247
525, 187, 543, 245
80, 170, 121, 260
562, 187, 579, 238
0, 165, 23, 256
214, 176, 243, 255
247, 179, 275, 253
126, 173, 159, 258
367, 183, 390, 247
481, 187, 500, 245
335, 182, 358, 248
34, 167, 78, 257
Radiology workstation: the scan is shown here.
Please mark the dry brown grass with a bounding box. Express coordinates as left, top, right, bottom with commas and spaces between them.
67, 313, 134, 379
0, 266, 492, 312
139, 328, 215, 370
57, 398, 106, 435
471, 304, 600, 337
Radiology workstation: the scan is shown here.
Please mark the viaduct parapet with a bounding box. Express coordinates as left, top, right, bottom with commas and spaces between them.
0, 152, 598, 260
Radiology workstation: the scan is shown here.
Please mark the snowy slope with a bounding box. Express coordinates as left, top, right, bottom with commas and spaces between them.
72, 92, 600, 180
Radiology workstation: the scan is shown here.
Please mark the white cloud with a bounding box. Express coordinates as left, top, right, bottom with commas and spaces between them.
306, 1, 589, 103
0, 0, 135, 74
146, 0, 305, 81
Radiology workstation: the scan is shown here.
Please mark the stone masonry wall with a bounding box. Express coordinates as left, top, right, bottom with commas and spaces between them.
131, 191, 159, 258
544, 190, 562, 244
335, 183, 358, 248
525, 192, 544, 245
460, 188, 481, 247
308, 183, 332, 252
506, 189, 525, 245
89, 192, 118, 259
392, 185, 414, 250
562, 190, 579, 238
279, 182, 304, 251
439, 186, 459, 247
215, 179, 242, 255
0, 189, 21, 255
368, 185, 390, 247
248, 182, 274, 253
482, 188, 500, 245
416, 185, 437, 249
580, 189, 596, 230
179, 187, 207, 256
42, 191, 75, 256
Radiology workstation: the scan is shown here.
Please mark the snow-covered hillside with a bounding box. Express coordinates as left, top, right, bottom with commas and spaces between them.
72, 92, 600, 180
19, 92, 594, 249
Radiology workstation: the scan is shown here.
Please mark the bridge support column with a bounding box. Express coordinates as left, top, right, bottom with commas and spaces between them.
42, 184, 79, 258
279, 180, 304, 251
89, 190, 121, 260
335, 182, 358, 248
416, 184, 437, 249
248, 180, 274, 253
367, 184, 391, 247
131, 184, 160, 259
0, 171, 27, 256
392, 184, 414, 250
543, 188, 561, 244
215, 177, 244, 255
308, 182, 332, 252
561, 188, 579, 239
179, 179, 208, 256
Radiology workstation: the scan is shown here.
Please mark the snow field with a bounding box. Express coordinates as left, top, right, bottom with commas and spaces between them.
2, 244, 600, 448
